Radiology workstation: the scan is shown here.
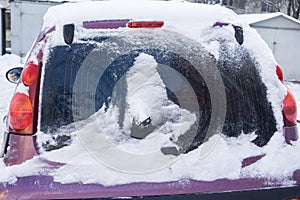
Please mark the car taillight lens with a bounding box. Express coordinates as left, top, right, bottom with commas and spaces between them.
283, 88, 297, 126
22, 62, 39, 86
128, 21, 164, 28
8, 58, 41, 134
276, 65, 283, 82
9, 93, 33, 130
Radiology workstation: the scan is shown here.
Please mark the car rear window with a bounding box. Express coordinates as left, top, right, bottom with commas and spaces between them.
40, 33, 276, 152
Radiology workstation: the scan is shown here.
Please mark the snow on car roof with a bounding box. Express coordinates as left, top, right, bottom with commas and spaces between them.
42, 0, 239, 30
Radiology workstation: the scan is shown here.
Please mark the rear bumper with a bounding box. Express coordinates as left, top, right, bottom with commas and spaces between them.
1, 175, 300, 199
283, 125, 299, 144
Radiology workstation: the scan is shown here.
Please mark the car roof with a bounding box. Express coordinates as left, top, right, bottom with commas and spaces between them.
42, 0, 239, 34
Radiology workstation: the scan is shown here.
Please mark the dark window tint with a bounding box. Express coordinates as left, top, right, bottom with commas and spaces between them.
40, 36, 276, 152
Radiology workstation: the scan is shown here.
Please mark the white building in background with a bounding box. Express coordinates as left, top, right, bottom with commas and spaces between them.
11, 0, 61, 57
240, 13, 300, 80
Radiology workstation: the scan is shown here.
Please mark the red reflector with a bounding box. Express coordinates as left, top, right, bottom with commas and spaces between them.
276, 65, 283, 82
22, 62, 39, 86
283, 88, 297, 126
128, 21, 164, 28
9, 93, 33, 130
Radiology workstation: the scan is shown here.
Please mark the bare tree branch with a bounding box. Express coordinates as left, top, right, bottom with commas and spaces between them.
291, 0, 296, 13
261, 0, 281, 12
288, 0, 292, 15
263, 0, 300, 19
289, 0, 300, 19
297, 0, 300, 13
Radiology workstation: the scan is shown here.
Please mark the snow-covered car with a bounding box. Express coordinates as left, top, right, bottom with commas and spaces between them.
1, 1, 299, 199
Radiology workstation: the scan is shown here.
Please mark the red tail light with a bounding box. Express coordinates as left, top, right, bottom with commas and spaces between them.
128, 21, 164, 28
283, 88, 297, 126
8, 59, 41, 134
9, 93, 33, 130
276, 65, 283, 82
22, 62, 39, 86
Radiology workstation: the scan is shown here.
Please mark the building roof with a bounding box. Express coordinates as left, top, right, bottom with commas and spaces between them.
239, 12, 300, 26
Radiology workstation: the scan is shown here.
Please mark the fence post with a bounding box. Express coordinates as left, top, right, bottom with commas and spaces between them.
0, 6, 6, 55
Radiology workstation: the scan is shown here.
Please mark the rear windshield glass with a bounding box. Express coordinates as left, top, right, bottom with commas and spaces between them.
40, 31, 276, 153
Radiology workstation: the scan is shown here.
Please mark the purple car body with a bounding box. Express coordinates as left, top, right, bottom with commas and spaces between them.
1, 1, 299, 199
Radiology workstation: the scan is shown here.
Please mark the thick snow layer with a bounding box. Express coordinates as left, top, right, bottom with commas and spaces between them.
0, 1, 299, 187
42, 134, 244, 185
42, 0, 238, 42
